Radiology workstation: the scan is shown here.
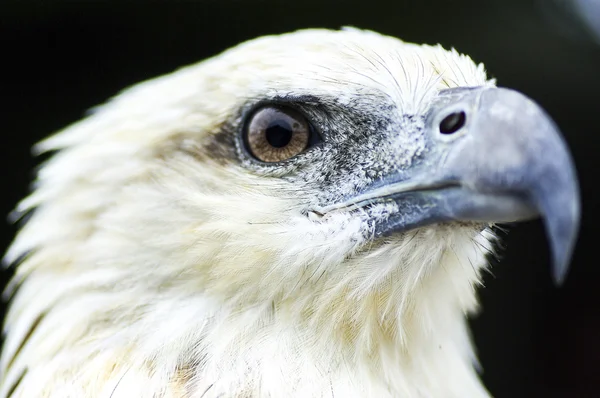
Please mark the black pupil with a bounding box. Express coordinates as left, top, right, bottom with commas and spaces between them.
265, 119, 294, 148
439, 111, 466, 134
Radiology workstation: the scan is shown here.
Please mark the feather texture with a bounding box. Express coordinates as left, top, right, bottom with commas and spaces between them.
2, 28, 496, 397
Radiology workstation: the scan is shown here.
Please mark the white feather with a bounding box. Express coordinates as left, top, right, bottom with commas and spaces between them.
2, 28, 496, 397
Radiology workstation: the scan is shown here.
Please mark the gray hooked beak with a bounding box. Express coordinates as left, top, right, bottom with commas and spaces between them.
320, 87, 580, 284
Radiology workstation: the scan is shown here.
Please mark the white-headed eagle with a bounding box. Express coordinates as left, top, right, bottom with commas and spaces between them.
0, 28, 580, 397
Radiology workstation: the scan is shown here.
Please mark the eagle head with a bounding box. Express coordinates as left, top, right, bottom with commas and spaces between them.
1, 29, 579, 397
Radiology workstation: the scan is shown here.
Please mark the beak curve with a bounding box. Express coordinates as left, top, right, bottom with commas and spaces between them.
320, 87, 580, 284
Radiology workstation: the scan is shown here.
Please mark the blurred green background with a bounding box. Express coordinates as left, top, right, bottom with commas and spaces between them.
1, 0, 599, 396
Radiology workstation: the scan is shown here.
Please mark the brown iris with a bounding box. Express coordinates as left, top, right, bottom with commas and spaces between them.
245, 106, 311, 162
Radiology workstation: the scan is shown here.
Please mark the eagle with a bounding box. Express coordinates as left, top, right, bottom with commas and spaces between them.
0, 28, 579, 397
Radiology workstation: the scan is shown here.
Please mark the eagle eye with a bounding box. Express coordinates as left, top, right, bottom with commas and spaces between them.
244, 106, 313, 162
439, 111, 466, 134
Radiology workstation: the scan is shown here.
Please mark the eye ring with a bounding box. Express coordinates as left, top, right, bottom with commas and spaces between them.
243, 105, 315, 162
439, 111, 466, 135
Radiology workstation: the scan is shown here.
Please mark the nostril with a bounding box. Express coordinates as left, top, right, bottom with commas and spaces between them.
439, 111, 466, 134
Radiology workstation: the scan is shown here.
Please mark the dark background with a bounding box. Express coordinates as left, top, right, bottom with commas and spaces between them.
1, 0, 599, 396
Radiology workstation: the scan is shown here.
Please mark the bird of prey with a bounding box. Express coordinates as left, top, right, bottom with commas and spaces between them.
0, 28, 579, 397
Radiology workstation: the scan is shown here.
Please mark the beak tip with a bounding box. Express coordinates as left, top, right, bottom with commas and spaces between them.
552, 259, 570, 286
547, 206, 580, 287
